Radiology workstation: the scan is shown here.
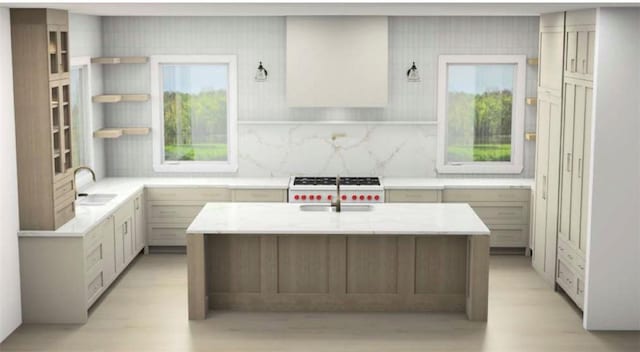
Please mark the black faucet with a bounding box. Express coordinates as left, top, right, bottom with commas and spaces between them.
332, 175, 342, 212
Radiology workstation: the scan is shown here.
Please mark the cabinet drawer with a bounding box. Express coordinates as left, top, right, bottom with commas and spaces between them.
443, 189, 530, 202
576, 277, 585, 309
488, 225, 528, 247
85, 243, 103, 272
86, 271, 104, 305
146, 187, 231, 202
557, 259, 578, 297
147, 202, 204, 224
84, 226, 102, 253
472, 205, 528, 225
557, 239, 585, 278
148, 225, 187, 246
54, 198, 75, 228
385, 189, 441, 203
232, 189, 286, 202
53, 173, 75, 202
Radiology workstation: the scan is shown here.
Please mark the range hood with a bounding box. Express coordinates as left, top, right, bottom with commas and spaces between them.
286, 16, 389, 108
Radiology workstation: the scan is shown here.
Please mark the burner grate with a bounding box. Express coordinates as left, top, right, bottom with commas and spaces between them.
293, 177, 380, 186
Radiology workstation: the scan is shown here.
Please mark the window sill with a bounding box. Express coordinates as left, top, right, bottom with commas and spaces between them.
153, 162, 238, 174
436, 164, 523, 175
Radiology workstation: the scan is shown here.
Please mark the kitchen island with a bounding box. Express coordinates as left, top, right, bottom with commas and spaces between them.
186, 202, 490, 321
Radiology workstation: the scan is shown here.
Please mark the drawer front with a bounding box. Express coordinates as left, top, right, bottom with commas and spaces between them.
148, 226, 187, 246
488, 226, 528, 247
232, 189, 286, 202
54, 199, 75, 228
146, 187, 231, 202
557, 259, 578, 296
148, 203, 204, 224
86, 271, 104, 304
114, 199, 134, 226
576, 277, 585, 309
443, 189, 530, 202
85, 243, 103, 272
472, 205, 528, 225
557, 239, 585, 278
53, 174, 75, 202
386, 189, 441, 203
84, 226, 102, 253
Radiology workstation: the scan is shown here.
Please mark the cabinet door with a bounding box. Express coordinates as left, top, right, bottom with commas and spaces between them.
576, 31, 589, 74
586, 31, 595, 76
47, 25, 69, 81
565, 30, 578, 74
114, 200, 135, 272
538, 13, 565, 94
134, 194, 146, 253
579, 85, 593, 255
101, 216, 116, 286
569, 84, 587, 249
558, 82, 576, 242
114, 217, 124, 274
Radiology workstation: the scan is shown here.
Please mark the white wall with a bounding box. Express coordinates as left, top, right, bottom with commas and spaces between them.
584, 7, 640, 331
0, 7, 22, 342
100, 16, 539, 178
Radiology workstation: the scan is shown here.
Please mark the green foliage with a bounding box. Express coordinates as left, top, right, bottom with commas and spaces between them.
163, 90, 228, 161
447, 89, 513, 162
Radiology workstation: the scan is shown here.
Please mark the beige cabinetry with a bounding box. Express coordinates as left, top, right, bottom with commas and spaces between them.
11, 9, 75, 230
19, 196, 141, 323
145, 188, 286, 246
532, 13, 565, 285
385, 189, 442, 203
134, 192, 146, 253
564, 10, 596, 81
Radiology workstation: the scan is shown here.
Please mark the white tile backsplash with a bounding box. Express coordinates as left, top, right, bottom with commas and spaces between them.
97, 16, 538, 178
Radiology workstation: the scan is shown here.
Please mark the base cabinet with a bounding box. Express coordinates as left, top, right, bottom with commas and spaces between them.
19, 195, 141, 323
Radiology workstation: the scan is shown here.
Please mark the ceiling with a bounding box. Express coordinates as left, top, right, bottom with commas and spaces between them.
1, 1, 628, 17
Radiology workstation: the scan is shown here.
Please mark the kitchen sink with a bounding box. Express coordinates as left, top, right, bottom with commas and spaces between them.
299, 204, 373, 212
76, 193, 117, 206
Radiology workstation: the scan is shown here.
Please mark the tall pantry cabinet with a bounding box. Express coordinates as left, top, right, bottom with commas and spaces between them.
11, 9, 75, 230
532, 9, 595, 310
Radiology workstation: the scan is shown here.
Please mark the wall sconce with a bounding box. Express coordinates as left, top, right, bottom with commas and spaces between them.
406, 61, 420, 82
255, 61, 268, 82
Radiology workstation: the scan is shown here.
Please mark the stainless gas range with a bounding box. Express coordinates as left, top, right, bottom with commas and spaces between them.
288, 176, 384, 203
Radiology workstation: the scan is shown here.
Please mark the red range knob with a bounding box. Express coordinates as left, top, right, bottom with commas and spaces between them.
316, 195, 322, 200
359, 195, 365, 200
294, 195, 300, 200
374, 195, 380, 201
351, 195, 356, 200
342, 195, 347, 200
309, 195, 315, 200
327, 195, 332, 200
367, 195, 372, 200
301, 195, 307, 200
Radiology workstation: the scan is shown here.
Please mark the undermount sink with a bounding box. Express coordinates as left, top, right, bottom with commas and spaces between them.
299, 204, 373, 212
76, 193, 117, 206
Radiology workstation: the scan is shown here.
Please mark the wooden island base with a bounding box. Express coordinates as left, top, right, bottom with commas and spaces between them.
188, 234, 489, 321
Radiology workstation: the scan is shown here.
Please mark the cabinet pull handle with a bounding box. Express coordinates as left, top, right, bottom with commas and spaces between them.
571, 58, 576, 71
577, 158, 583, 179
582, 59, 586, 72
567, 153, 573, 172
542, 175, 547, 200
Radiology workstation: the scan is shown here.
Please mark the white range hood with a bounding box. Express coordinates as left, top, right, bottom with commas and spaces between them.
286, 16, 388, 107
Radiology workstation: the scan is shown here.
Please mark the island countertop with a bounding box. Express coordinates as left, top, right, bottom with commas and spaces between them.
186, 202, 490, 236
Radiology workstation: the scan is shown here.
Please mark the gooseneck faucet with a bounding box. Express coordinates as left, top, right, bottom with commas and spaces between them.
74, 166, 96, 199
332, 175, 342, 212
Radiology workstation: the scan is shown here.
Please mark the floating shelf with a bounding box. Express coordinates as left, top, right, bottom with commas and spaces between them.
526, 97, 537, 105
527, 58, 539, 65
525, 132, 537, 141
94, 128, 124, 139
91, 56, 149, 64
92, 94, 150, 103
94, 127, 150, 139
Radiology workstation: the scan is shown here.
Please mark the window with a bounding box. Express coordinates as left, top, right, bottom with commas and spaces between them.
436, 55, 525, 174
70, 57, 94, 188
151, 55, 238, 173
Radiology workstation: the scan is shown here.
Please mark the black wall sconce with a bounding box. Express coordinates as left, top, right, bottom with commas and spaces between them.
255, 61, 268, 82
407, 61, 420, 82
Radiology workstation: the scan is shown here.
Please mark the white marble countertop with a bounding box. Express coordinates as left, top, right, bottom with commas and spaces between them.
18, 176, 531, 238
382, 178, 534, 190
187, 202, 490, 236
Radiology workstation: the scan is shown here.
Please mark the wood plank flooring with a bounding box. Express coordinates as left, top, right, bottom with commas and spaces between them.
1, 254, 638, 352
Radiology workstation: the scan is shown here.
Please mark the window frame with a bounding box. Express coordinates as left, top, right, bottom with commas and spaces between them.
436, 54, 526, 174
150, 55, 238, 173
70, 56, 95, 189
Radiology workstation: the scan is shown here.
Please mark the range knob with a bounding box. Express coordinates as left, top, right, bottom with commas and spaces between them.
374, 195, 380, 201
342, 195, 347, 200
301, 195, 307, 200
367, 195, 372, 200
359, 195, 365, 200
309, 195, 315, 200
316, 195, 322, 200
327, 195, 333, 200
294, 195, 300, 200
352, 195, 357, 200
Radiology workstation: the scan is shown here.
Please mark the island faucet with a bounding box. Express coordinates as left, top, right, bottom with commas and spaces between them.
332, 175, 342, 212
74, 166, 96, 199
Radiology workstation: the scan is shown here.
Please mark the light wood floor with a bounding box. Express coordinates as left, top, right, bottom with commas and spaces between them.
1, 254, 638, 352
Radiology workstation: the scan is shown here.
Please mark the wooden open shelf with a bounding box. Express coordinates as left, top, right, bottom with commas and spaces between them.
91, 56, 149, 64
527, 58, 539, 65
525, 132, 537, 141
92, 94, 150, 103
94, 127, 150, 139
526, 97, 537, 105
